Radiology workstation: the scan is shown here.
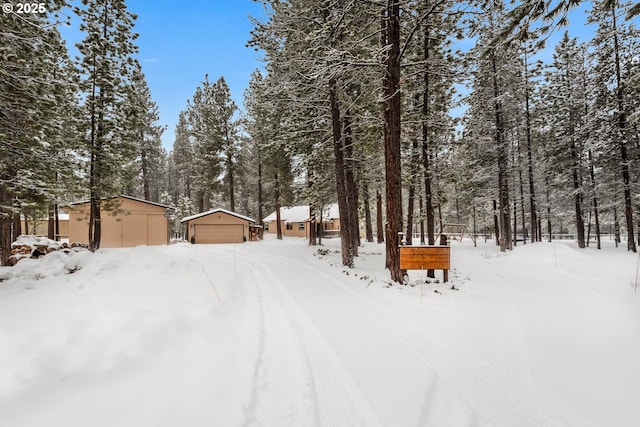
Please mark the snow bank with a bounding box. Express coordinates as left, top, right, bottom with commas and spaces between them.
0, 237, 639, 426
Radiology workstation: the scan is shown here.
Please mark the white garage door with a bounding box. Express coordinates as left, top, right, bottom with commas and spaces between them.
194, 224, 244, 244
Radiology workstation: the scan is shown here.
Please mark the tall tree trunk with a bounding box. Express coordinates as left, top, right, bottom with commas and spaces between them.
227, 153, 235, 212
54, 204, 60, 242
422, 0, 435, 248
519, 169, 527, 244
472, 200, 478, 247
0, 179, 13, 266
363, 181, 374, 243
588, 150, 601, 250
342, 111, 359, 254
570, 135, 585, 248
523, 49, 538, 243
22, 209, 28, 236
493, 199, 500, 245
614, 205, 620, 247
89, 9, 109, 252
406, 134, 419, 245
545, 174, 552, 242
275, 171, 282, 240
564, 55, 586, 249
330, 78, 354, 267
11, 211, 20, 243
383, 0, 404, 282
516, 137, 527, 244
611, 7, 636, 252
309, 206, 317, 246
419, 195, 425, 245
48, 203, 55, 240
513, 187, 518, 246
376, 189, 384, 244
492, 52, 512, 252
257, 152, 263, 226
308, 168, 317, 246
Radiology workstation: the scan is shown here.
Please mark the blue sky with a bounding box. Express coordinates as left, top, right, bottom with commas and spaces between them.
60, 0, 267, 150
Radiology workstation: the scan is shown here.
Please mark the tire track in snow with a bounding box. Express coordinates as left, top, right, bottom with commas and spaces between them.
241, 267, 268, 427
246, 257, 385, 427
252, 252, 477, 426
237, 260, 322, 427
257, 251, 590, 427
195, 250, 273, 427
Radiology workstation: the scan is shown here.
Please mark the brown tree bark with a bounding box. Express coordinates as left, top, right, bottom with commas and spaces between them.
570, 135, 585, 248
493, 199, 500, 246
376, 190, 384, 244
406, 134, 419, 246
275, 171, 282, 240
48, 203, 55, 240
342, 112, 359, 254
422, 4, 435, 249
0, 179, 13, 266
588, 150, 601, 249
363, 181, 374, 243
523, 49, 538, 243
330, 78, 354, 267
419, 195, 426, 245
611, 7, 636, 252
383, 0, 404, 282
227, 153, 235, 212
492, 53, 512, 252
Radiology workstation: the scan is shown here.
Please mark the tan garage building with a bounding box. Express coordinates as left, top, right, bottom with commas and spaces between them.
69, 196, 170, 248
181, 209, 255, 244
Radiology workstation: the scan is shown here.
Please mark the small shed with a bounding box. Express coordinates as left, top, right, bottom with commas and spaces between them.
181, 209, 255, 244
68, 196, 170, 248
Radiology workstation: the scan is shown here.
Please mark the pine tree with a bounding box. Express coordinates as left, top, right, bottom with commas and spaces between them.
212, 77, 240, 212
171, 111, 195, 201
590, 0, 639, 251
186, 75, 239, 212
542, 33, 590, 248
75, 0, 140, 251
0, 4, 76, 264
465, 1, 520, 251
124, 67, 166, 202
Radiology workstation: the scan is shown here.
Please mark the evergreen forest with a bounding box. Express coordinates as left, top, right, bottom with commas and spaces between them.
1, 0, 639, 283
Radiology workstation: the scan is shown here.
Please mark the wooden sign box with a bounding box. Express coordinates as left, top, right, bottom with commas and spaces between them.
399, 246, 450, 282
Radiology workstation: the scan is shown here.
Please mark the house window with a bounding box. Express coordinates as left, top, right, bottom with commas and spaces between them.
264, 223, 269, 231
298, 222, 305, 231
286, 223, 293, 230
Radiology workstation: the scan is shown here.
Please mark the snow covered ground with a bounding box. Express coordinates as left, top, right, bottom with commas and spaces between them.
1, 235, 639, 427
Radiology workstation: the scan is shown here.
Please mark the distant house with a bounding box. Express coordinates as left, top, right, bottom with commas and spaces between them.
68, 196, 170, 248
263, 204, 341, 238
181, 209, 256, 244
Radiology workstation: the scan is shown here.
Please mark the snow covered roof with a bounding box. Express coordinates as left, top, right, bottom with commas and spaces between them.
69, 195, 170, 209
323, 203, 340, 220
181, 208, 255, 224
263, 204, 339, 223
263, 205, 311, 223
